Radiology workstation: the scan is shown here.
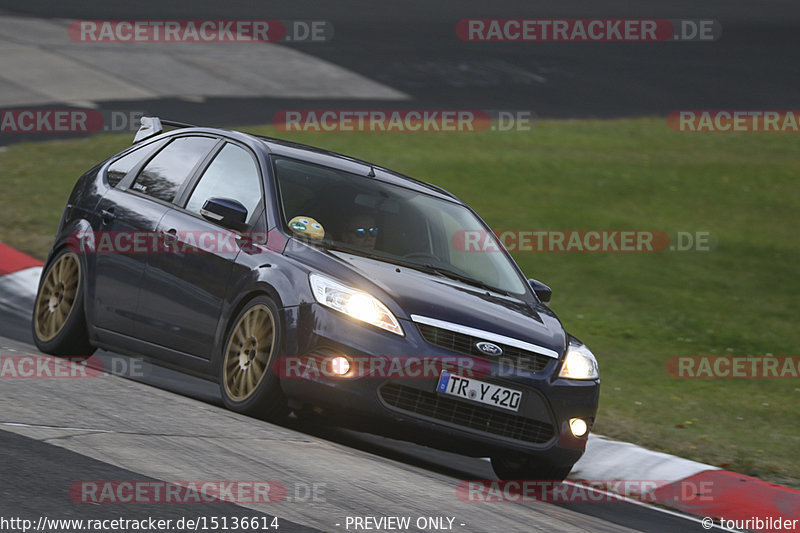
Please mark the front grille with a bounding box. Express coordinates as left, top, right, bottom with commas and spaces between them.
380, 383, 554, 444
416, 323, 553, 374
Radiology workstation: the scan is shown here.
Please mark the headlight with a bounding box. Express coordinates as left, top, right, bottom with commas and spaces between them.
309, 273, 404, 336
559, 343, 599, 380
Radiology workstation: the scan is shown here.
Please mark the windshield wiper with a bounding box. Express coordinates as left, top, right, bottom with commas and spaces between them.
324, 243, 432, 270
420, 264, 510, 296
324, 243, 510, 296
323, 242, 401, 263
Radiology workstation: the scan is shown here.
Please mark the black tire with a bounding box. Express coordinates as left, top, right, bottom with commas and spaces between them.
32, 249, 95, 356
491, 454, 573, 481
218, 295, 289, 421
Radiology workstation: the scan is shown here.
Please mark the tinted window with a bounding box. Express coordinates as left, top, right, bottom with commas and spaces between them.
274, 157, 527, 295
185, 143, 262, 225
131, 136, 217, 203
106, 139, 168, 187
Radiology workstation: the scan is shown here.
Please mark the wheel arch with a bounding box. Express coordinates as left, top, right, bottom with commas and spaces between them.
212, 282, 288, 377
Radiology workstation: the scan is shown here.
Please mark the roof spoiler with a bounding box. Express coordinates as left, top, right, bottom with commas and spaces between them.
133, 117, 197, 144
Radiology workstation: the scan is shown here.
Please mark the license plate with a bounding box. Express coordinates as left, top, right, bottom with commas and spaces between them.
436, 371, 522, 412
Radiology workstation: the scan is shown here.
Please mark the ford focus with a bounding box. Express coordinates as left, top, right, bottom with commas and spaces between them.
33, 117, 599, 480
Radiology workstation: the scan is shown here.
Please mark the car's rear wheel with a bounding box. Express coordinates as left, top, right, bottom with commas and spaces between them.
491, 454, 573, 481
219, 296, 288, 421
32, 249, 95, 356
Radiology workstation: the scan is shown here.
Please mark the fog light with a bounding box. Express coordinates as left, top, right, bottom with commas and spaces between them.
569, 418, 588, 438
330, 356, 351, 376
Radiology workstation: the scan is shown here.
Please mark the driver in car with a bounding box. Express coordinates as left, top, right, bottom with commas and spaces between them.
341, 213, 379, 250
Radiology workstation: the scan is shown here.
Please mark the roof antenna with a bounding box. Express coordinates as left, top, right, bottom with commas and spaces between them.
367, 166, 376, 177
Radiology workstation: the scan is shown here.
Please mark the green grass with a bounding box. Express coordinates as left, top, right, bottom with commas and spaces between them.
2, 119, 798, 486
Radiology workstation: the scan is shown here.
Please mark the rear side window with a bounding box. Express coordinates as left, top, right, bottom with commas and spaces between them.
107, 151, 141, 188
131, 136, 217, 203
185, 143, 262, 225
106, 139, 168, 187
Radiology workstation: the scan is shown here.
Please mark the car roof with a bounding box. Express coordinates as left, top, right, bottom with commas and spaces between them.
137, 121, 461, 204
255, 134, 460, 203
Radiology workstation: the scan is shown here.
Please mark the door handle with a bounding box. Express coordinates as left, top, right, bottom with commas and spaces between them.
101, 209, 116, 224
161, 229, 178, 248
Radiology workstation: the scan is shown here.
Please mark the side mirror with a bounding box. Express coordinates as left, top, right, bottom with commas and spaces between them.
200, 197, 248, 232
527, 278, 552, 304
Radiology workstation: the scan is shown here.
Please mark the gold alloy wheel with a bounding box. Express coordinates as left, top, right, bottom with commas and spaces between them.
34, 252, 81, 342
223, 304, 275, 402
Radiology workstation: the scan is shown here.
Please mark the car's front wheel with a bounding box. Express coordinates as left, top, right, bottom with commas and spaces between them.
491, 454, 573, 481
218, 295, 289, 421
32, 249, 95, 356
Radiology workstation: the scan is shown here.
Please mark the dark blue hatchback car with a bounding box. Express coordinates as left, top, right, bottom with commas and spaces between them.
33, 117, 599, 480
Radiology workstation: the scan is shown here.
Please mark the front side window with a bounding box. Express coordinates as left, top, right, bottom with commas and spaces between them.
131, 136, 217, 203
185, 143, 262, 225
274, 157, 527, 295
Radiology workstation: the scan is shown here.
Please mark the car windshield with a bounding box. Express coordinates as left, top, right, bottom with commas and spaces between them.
273, 156, 528, 295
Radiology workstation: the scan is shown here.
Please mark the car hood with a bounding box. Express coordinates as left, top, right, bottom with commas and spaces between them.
322, 250, 567, 357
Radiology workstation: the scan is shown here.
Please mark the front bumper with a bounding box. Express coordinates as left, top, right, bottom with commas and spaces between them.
279, 303, 599, 465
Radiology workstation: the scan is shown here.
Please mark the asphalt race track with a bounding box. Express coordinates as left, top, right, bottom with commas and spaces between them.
0, 329, 714, 532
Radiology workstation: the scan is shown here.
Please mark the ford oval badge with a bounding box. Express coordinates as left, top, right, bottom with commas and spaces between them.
476, 341, 503, 356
